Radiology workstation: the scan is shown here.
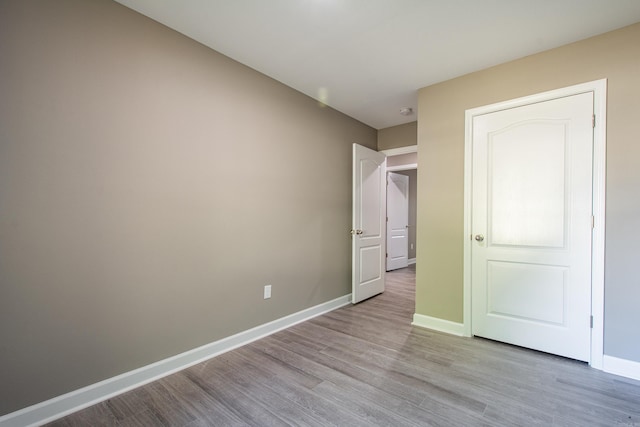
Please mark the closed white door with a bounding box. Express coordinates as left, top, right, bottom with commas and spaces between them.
471, 92, 594, 361
352, 144, 386, 303
386, 172, 409, 271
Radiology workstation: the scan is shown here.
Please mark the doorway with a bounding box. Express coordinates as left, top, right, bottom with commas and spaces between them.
382, 146, 418, 271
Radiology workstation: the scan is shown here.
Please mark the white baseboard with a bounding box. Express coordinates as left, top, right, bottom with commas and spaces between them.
412, 313, 465, 336
408, 258, 416, 265
0, 294, 352, 427
603, 355, 640, 382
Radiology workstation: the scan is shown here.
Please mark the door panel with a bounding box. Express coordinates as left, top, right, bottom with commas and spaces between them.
361, 160, 384, 237
360, 246, 383, 283
489, 122, 567, 248
487, 261, 566, 325
471, 92, 593, 361
352, 144, 386, 303
386, 172, 409, 271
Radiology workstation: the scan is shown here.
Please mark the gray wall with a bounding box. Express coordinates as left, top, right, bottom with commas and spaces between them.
416, 22, 640, 363
0, 0, 376, 415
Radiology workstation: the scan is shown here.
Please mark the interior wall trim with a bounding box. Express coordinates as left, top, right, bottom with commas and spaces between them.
380, 145, 417, 156
0, 294, 352, 427
412, 313, 465, 336
603, 355, 640, 382
387, 163, 417, 172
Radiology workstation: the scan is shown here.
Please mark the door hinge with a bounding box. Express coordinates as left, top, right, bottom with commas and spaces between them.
592, 114, 596, 128
590, 315, 594, 329
386, 253, 388, 258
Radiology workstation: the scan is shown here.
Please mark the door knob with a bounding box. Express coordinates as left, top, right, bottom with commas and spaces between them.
474, 234, 485, 242
351, 229, 364, 236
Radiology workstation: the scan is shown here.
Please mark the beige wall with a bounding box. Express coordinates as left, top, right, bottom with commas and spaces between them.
378, 121, 417, 150
417, 22, 640, 362
0, 0, 376, 415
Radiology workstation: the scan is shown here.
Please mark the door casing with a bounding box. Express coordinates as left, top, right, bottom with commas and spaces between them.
463, 79, 607, 369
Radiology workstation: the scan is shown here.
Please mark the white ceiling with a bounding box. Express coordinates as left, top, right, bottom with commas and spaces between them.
114, 0, 640, 130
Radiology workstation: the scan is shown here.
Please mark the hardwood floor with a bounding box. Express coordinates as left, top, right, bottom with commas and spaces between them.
46, 265, 640, 426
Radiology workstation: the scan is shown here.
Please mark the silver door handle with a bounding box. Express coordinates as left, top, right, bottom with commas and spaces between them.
474, 234, 485, 242
351, 229, 364, 236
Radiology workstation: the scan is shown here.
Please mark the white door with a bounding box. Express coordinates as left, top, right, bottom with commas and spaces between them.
471, 92, 594, 361
386, 172, 409, 271
352, 144, 386, 303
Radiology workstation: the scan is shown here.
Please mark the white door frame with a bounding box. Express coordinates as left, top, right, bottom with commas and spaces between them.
462, 79, 607, 369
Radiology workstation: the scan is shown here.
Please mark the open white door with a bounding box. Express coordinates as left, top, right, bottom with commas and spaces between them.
352, 144, 386, 304
386, 172, 409, 271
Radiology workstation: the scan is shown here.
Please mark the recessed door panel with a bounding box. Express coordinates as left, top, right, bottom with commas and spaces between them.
359, 246, 382, 284
489, 122, 567, 248
487, 261, 566, 325
360, 159, 383, 238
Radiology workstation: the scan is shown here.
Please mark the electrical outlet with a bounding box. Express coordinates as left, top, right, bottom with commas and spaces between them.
410, 243, 414, 250
264, 285, 272, 299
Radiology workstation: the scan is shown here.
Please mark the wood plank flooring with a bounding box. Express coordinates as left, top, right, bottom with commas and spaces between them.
46, 265, 640, 426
